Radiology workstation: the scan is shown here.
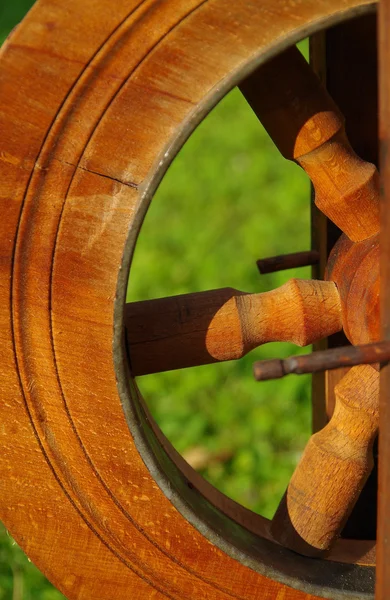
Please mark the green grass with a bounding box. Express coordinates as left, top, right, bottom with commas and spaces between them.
0, 528, 64, 600
1, 1, 312, 596
0, 0, 35, 44
129, 84, 312, 518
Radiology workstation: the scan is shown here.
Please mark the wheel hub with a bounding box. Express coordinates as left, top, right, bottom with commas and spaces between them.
326, 233, 380, 345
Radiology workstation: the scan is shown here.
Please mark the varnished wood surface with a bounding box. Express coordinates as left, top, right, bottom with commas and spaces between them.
377, 0, 390, 596
309, 30, 333, 433
326, 233, 380, 345
240, 38, 381, 559
240, 46, 380, 243
272, 365, 379, 556
311, 17, 379, 544
126, 280, 342, 375
0, 0, 378, 599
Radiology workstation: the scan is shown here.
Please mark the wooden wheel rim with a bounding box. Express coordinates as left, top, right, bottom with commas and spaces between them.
0, 1, 377, 598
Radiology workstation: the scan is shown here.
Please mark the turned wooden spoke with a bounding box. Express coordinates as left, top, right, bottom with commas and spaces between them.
271, 364, 379, 556
1, 0, 381, 597
126, 279, 342, 375
240, 46, 380, 242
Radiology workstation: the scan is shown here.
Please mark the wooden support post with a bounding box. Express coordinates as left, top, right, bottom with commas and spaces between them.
377, 0, 390, 596
311, 15, 379, 542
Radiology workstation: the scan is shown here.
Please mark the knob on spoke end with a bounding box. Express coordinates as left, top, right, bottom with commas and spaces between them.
240, 46, 380, 241
126, 278, 342, 375
271, 365, 379, 556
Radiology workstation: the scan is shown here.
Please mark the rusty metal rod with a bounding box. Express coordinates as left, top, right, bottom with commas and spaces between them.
253, 341, 390, 381
257, 250, 319, 275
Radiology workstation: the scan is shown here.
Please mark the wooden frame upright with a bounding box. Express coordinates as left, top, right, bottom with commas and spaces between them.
0, 1, 385, 598
311, 13, 379, 542
377, 0, 390, 595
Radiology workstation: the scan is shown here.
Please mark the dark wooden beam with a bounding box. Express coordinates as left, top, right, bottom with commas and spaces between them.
377, 0, 390, 596
310, 13, 379, 541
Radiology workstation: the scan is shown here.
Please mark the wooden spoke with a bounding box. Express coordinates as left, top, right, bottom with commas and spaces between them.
271, 364, 379, 556
126, 279, 342, 375
0, 0, 380, 597
240, 46, 380, 242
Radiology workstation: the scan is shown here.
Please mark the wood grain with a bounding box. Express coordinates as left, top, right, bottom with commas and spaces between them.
240, 46, 380, 242
0, 0, 378, 599
269, 224, 380, 556
309, 29, 333, 433
377, 0, 390, 596
310, 19, 379, 546
326, 233, 380, 345
126, 279, 342, 375
271, 365, 379, 556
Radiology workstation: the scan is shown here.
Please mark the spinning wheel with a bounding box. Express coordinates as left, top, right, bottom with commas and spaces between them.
0, 0, 388, 598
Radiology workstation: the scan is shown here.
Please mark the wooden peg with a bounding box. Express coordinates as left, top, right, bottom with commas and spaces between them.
271, 364, 379, 556
257, 250, 319, 274
240, 46, 379, 242
126, 279, 342, 375
253, 340, 390, 381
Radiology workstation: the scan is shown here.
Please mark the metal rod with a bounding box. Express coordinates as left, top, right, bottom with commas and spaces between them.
256, 250, 319, 275
253, 341, 390, 381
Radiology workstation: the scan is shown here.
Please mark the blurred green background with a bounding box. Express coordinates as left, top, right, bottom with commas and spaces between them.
1, 2, 311, 597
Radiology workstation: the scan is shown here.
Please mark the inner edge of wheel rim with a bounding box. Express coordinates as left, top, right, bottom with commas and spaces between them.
115, 5, 377, 599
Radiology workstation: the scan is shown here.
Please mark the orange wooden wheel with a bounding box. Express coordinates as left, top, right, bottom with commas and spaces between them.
0, 0, 379, 598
